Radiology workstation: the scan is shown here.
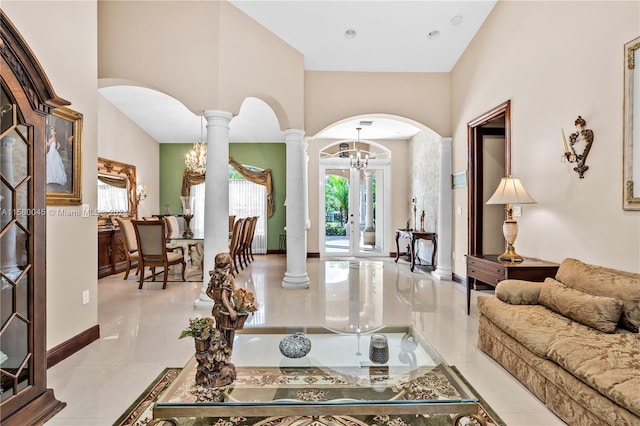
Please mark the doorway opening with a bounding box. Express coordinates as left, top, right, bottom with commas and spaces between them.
319, 142, 390, 257
467, 100, 512, 256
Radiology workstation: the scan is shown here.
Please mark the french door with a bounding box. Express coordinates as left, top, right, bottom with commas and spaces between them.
319, 161, 389, 257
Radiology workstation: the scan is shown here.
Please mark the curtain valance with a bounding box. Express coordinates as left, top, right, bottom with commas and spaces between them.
181, 156, 274, 217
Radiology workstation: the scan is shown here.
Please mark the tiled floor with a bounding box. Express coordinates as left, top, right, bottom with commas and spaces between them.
44, 255, 565, 426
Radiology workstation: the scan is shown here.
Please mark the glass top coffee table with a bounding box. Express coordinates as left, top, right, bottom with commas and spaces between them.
150, 326, 487, 426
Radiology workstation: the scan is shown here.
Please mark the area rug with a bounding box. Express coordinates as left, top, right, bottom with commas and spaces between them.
113, 366, 506, 426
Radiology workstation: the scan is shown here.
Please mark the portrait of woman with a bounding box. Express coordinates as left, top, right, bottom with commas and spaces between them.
46, 126, 68, 187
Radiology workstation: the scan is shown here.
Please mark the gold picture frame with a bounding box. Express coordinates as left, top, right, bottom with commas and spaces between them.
623, 36, 640, 210
46, 106, 82, 205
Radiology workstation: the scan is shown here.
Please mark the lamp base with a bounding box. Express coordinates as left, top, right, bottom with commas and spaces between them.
497, 244, 524, 262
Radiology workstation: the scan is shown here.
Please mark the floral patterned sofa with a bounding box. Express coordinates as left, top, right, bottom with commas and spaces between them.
477, 258, 640, 425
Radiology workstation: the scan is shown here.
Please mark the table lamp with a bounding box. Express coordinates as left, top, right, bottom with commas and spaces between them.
486, 176, 536, 262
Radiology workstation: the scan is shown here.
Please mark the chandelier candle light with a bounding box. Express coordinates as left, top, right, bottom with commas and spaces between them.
486, 176, 536, 262
185, 114, 207, 174
350, 127, 368, 170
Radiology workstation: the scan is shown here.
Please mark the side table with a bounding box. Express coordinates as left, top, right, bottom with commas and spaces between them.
466, 254, 559, 315
395, 229, 437, 272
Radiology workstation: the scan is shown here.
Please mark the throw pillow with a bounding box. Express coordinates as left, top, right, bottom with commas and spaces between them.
539, 278, 624, 333
556, 258, 640, 332
496, 280, 543, 305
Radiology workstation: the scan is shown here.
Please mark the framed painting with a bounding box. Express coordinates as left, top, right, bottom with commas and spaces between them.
46, 106, 82, 205
452, 171, 467, 189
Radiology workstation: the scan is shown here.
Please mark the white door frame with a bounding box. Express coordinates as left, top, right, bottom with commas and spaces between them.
319, 159, 391, 258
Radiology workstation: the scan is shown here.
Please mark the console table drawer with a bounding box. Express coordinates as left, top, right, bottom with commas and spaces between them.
467, 266, 504, 286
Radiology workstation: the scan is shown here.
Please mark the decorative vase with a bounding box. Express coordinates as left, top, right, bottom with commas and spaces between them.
279, 332, 312, 358
369, 334, 389, 364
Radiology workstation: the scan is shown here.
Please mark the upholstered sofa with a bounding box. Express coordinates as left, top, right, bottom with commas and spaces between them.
477, 258, 640, 425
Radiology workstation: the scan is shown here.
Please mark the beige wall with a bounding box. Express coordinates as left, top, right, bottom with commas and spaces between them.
2, 1, 99, 349
98, 95, 160, 219
98, 1, 304, 129
98, 0, 221, 112
305, 71, 451, 137
451, 0, 640, 274
218, 2, 304, 129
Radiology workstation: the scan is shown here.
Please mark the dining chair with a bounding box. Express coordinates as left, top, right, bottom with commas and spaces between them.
245, 216, 259, 262
229, 215, 236, 233
116, 217, 140, 280
229, 217, 245, 275
132, 219, 186, 289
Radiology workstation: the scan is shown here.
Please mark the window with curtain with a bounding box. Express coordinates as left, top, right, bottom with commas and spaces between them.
97, 178, 128, 213
190, 164, 268, 254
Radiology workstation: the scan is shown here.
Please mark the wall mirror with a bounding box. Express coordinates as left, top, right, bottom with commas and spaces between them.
97, 157, 137, 219
624, 36, 640, 210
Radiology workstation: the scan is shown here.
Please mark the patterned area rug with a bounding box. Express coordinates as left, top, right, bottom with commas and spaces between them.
113, 367, 506, 426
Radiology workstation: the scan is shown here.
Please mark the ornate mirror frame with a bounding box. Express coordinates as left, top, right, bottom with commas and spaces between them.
97, 157, 138, 218
624, 36, 640, 210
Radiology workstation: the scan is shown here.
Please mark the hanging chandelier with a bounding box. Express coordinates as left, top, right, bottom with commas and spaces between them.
350, 127, 368, 170
185, 114, 207, 173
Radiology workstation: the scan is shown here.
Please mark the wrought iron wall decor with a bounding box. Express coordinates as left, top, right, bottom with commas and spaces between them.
561, 116, 594, 178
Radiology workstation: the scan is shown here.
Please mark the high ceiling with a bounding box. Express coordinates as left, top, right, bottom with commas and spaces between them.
100, 1, 496, 143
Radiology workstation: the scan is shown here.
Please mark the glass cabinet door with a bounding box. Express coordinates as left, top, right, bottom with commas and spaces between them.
0, 86, 34, 402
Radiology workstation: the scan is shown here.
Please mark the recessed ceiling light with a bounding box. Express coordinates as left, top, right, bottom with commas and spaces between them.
427, 30, 440, 40
451, 15, 463, 26
344, 29, 356, 39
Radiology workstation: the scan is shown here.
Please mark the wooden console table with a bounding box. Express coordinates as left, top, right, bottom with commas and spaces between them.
466, 254, 559, 314
395, 229, 437, 272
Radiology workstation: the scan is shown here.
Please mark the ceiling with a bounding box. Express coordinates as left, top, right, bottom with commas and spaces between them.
100, 1, 496, 144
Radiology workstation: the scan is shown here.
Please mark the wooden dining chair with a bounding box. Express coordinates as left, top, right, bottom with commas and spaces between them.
132, 220, 186, 289
245, 216, 259, 262
229, 217, 245, 275
116, 217, 140, 280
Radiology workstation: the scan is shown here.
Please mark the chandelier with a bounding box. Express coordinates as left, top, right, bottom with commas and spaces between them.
350, 127, 368, 170
185, 114, 207, 174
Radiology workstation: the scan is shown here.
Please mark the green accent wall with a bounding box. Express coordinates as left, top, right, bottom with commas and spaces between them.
159, 143, 286, 250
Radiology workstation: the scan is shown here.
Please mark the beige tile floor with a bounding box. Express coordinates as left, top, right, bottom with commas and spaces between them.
44, 255, 565, 426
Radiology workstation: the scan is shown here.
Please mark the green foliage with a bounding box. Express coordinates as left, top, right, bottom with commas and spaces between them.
325, 222, 346, 236
179, 317, 215, 340
325, 175, 349, 226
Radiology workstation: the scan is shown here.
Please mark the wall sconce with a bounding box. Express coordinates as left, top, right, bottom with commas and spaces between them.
561, 116, 594, 178
136, 184, 148, 202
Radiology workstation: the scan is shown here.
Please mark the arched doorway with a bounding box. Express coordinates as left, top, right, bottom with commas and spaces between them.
319, 140, 391, 257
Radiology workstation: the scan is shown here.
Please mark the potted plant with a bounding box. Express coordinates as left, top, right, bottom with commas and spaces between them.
218, 288, 258, 330
179, 316, 215, 351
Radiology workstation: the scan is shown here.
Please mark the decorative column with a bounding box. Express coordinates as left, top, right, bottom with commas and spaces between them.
432, 137, 453, 281
194, 110, 233, 309
363, 170, 375, 245
282, 129, 310, 288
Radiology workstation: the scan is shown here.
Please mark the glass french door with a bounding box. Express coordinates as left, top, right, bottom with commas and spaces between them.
320, 162, 388, 257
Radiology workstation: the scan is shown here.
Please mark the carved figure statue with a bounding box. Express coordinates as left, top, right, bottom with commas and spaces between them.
206, 253, 239, 349
194, 329, 236, 387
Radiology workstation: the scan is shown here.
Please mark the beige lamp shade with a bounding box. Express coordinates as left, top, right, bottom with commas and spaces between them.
486, 176, 536, 205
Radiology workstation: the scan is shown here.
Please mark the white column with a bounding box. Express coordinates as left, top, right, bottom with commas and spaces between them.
282, 129, 310, 288
432, 137, 453, 281
364, 170, 374, 231
194, 110, 233, 309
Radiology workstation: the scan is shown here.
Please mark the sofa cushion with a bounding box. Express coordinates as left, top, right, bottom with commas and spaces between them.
547, 333, 640, 418
478, 296, 602, 358
495, 279, 543, 305
555, 258, 640, 332
539, 278, 624, 333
